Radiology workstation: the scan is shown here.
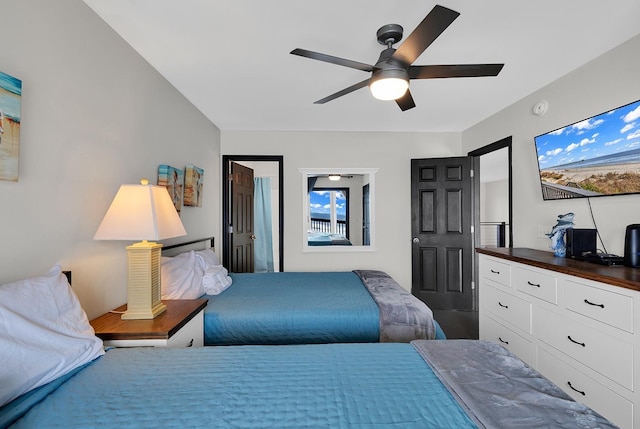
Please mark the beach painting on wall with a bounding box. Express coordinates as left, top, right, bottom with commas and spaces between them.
0, 71, 22, 182
158, 165, 184, 215
534, 98, 640, 200
184, 164, 204, 207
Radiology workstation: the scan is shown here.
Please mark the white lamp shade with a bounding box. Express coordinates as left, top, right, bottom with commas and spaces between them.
370, 77, 409, 101
94, 183, 186, 241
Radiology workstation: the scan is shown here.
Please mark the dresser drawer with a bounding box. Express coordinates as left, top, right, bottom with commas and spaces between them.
481, 284, 532, 334
480, 257, 511, 287
538, 346, 632, 429
565, 280, 634, 333
480, 313, 535, 366
538, 309, 633, 391
513, 266, 557, 305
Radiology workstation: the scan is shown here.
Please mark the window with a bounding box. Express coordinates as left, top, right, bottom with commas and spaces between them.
309, 188, 349, 237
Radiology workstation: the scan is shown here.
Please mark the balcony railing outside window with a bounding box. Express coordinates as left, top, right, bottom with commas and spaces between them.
480, 221, 508, 247
310, 217, 347, 236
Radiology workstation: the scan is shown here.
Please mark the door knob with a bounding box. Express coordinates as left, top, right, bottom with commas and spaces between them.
250, 234, 256, 240
412, 237, 419, 244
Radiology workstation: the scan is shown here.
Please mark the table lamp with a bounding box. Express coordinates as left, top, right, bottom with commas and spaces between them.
94, 179, 186, 319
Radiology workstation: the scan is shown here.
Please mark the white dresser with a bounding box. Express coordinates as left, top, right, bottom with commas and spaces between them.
478, 248, 640, 429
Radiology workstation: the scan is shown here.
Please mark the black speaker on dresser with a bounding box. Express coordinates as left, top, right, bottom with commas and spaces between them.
624, 224, 640, 268
566, 228, 597, 259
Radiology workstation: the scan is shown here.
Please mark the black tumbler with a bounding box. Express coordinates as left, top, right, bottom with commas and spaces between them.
623, 224, 640, 268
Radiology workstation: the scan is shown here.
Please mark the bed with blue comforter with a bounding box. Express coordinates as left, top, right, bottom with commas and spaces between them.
2, 341, 616, 429
203, 270, 442, 345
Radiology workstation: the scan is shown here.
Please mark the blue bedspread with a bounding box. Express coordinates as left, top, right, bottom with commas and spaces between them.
7, 343, 476, 429
203, 272, 380, 345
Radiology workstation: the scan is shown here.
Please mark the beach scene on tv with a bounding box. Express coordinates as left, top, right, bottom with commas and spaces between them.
534, 99, 640, 200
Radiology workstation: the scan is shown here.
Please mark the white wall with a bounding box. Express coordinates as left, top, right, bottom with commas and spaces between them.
222, 131, 461, 290
481, 180, 509, 223
0, 0, 221, 319
463, 34, 640, 256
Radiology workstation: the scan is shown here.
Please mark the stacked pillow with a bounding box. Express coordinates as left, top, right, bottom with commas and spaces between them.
0, 265, 104, 407
160, 250, 204, 299
161, 249, 232, 299
195, 249, 232, 295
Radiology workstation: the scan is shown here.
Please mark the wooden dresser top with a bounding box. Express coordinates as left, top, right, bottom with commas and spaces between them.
476, 247, 640, 292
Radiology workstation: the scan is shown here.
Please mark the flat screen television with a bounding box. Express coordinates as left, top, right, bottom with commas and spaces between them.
534, 98, 640, 200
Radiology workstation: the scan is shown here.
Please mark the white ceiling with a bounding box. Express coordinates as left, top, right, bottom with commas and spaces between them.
82, 1, 640, 133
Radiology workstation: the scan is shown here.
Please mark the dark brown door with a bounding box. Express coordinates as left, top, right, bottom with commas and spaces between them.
411, 157, 473, 311
231, 162, 255, 273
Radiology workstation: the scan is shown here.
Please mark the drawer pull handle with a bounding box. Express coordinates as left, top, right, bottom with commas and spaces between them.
567, 381, 586, 396
490, 269, 500, 274
567, 335, 585, 347
498, 337, 509, 345
498, 302, 508, 309
527, 281, 541, 288
583, 299, 604, 309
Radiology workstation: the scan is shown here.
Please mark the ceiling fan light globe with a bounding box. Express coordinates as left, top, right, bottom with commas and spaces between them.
370, 77, 409, 101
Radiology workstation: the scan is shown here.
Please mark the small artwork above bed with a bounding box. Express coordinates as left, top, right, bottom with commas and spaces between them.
183, 164, 203, 207
0, 70, 22, 182
157, 164, 183, 214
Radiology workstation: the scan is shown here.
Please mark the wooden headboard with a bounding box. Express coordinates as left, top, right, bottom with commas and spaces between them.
161, 237, 214, 257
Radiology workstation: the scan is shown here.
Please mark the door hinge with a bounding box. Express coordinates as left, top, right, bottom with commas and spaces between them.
471, 281, 476, 290
228, 226, 233, 233
470, 169, 474, 178
470, 225, 475, 234
228, 173, 234, 181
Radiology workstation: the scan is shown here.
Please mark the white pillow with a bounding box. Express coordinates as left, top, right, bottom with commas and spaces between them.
161, 250, 205, 299
0, 265, 104, 407
194, 248, 221, 271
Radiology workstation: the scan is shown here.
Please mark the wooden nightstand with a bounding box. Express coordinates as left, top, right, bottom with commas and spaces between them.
90, 299, 207, 348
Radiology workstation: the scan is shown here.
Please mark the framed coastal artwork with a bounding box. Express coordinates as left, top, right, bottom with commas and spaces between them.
184, 164, 204, 207
0, 71, 22, 182
157, 165, 184, 215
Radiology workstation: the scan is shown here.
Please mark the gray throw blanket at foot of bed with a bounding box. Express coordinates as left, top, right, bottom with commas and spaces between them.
412, 340, 618, 429
353, 270, 435, 342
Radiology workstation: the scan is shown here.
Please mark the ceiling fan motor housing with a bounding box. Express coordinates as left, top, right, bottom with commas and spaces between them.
372, 48, 410, 81
376, 24, 404, 46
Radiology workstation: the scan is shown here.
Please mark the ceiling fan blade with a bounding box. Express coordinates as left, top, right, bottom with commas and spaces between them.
291, 48, 374, 72
395, 90, 416, 111
314, 78, 371, 104
409, 64, 504, 79
392, 5, 460, 66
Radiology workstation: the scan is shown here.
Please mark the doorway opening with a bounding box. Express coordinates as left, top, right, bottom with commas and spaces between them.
222, 155, 284, 272
469, 136, 513, 250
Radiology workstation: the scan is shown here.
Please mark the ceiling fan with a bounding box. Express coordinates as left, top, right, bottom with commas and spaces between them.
290, 4, 504, 111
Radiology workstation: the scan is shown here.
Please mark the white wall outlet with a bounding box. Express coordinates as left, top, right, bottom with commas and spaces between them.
537, 225, 551, 238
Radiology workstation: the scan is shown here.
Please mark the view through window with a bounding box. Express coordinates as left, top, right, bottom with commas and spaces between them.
309, 188, 349, 237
